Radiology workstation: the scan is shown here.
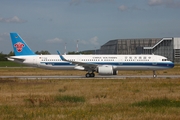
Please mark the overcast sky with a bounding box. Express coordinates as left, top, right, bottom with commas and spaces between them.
0, 0, 180, 54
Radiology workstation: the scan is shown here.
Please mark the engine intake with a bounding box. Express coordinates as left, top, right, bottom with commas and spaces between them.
97, 65, 118, 75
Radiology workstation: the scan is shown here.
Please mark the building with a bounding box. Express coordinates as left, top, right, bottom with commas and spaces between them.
98, 37, 180, 63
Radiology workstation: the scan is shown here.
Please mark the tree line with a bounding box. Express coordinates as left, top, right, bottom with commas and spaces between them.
0, 50, 93, 61
0, 51, 50, 61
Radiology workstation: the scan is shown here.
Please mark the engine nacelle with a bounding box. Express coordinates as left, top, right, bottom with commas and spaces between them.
97, 65, 118, 75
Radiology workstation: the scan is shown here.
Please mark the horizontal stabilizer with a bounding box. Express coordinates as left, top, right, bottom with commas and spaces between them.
7, 57, 25, 62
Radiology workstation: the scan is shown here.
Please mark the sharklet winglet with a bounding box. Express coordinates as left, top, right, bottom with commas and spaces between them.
57, 51, 66, 61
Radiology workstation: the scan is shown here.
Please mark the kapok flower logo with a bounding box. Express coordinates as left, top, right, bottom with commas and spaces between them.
14, 42, 25, 52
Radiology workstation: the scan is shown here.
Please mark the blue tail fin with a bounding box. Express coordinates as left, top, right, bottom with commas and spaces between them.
10, 33, 35, 56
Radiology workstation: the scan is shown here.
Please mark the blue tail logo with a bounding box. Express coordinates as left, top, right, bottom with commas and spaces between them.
10, 33, 36, 56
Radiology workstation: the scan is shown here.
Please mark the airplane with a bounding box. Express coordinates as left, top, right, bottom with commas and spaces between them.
7, 33, 174, 78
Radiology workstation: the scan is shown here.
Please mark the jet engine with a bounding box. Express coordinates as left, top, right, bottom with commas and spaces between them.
97, 65, 118, 75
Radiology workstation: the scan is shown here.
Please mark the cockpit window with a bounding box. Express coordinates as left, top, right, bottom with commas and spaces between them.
162, 59, 167, 61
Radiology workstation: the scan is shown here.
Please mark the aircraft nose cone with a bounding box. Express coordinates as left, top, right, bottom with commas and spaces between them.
169, 62, 174, 68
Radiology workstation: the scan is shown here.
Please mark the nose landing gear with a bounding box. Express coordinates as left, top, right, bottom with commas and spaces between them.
153, 70, 157, 78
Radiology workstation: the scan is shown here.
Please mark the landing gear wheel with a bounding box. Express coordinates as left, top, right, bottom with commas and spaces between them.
153, 74, 157, 78
85, 73, 90, 77
90, 73, 95, 77
85, 73, 95, 77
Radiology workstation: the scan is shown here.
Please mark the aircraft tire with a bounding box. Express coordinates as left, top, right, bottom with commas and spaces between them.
86, 73, 95, 77
85, 73, 90, 77
90, 73, 95, 77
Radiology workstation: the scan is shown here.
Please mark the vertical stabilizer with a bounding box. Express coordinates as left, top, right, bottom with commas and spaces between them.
10, 33, 35, 56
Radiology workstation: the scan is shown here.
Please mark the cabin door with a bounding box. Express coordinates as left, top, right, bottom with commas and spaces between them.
152, 57, 157, 66
118, 58, 123, 65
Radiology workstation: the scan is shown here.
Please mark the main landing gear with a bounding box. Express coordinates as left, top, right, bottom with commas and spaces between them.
153, 70, 157, 78
85, 72, 95, 78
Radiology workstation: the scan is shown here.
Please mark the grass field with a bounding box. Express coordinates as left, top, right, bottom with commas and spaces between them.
0, 66, 180, 119
0, 78, 180, 120
0, 61, 25, 67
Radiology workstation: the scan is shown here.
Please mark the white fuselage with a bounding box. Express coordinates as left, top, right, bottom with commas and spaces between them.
8, 54, 174, 71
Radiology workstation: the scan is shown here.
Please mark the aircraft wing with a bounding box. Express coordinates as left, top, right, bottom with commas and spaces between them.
57, 51, 98, 70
